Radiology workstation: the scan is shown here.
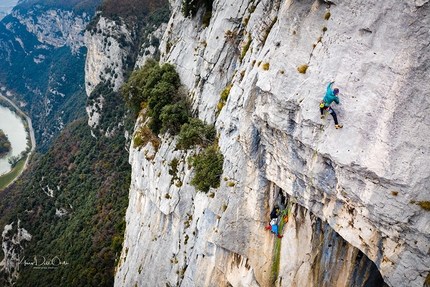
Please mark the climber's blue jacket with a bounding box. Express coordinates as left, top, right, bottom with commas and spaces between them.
271, 224, 279, 236
322, 82, 340, 107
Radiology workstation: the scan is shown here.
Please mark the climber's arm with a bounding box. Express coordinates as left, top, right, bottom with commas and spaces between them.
327, 82, 333, 93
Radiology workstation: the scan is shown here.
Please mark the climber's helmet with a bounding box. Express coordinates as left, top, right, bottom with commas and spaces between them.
333, 88, 339, 95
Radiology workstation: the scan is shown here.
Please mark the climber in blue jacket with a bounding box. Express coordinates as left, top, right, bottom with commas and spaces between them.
320, 80, 343, 129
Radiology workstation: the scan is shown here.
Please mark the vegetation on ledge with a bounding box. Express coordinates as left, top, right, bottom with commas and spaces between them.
122, 58, 190, 135
189, 145, 224, 193
418, 201, 430, 211
122, 58, 223, 193
176, 118, 216, 149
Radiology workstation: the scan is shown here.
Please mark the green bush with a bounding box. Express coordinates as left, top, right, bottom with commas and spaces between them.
122, 58, 158, 115
122, 60, 189, 135
190, 145, 223, 193
160, 96, 191, 135
217, 83, 232, 114
181, 0, 196, 17
176, 118, 216, 149
147, 81, 178, 133
165, 41, 172, 54
202, 10, 212, 27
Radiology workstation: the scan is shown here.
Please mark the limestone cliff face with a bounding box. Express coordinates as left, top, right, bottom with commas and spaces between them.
84, 15, 132, 97
0, 221, 31, 285
12, 6, 90, 53
115, 0, 430, 286
84, 15, 132, 128
84, 15, 165, 129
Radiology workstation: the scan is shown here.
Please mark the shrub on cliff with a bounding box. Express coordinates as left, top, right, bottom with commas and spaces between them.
122, 59, 223, 193
122, 59, 189, 135
147, 80, 178, 133
159, 95, 191, 135
122, 58, 157, 115
189, 145, 223, 193
176, 118, 216, 149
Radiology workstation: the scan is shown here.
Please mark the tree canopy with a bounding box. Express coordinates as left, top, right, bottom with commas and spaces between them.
0, 129, 11, 158
122, 59, 189, 135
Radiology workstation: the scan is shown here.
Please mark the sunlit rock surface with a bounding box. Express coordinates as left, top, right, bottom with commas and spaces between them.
115, 0, 430, 286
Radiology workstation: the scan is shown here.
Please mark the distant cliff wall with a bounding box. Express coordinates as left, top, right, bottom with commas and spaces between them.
0, 3, 94, 150
12, 7, 91, 53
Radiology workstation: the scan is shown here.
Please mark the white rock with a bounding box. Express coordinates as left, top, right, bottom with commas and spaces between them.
12, 8, 90, 53
84, 16, 131, 96
116, 0, 430, 286
0, 221, 32, 285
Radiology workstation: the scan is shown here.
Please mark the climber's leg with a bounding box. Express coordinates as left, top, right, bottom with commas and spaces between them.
320, 107, 325, 118
328, 107, 339, 125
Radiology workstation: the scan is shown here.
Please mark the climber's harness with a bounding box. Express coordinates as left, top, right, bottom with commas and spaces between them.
320, 100, 332, 113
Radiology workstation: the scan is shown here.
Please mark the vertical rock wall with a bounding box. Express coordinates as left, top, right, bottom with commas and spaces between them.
115, 0, 430, 286
84, 16, 132, 96
0, 221, 31, 285
279, 191, 387, 287
84, 16, 132, 128
12, 7, 90, 53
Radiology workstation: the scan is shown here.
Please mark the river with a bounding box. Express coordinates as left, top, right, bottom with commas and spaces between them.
0, 105, 28, 175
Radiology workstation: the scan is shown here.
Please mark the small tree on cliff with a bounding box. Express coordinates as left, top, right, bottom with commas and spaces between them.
189, 145, 223, 193
122, 59, 188, 135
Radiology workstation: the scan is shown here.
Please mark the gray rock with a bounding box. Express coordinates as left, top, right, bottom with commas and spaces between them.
115, 0, 430, 286
12, 8, 90, 53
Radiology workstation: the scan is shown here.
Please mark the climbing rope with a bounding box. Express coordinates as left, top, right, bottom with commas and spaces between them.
269, 199, 297, 284
308, 112, 327, 186
269, 112, 326, 284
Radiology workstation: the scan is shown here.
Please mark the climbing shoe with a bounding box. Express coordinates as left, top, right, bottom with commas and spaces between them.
320, 115, 325, 119
335, 124, 343, 129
